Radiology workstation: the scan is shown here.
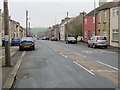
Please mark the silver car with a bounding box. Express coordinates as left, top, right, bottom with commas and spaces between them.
88, 36, 108, 48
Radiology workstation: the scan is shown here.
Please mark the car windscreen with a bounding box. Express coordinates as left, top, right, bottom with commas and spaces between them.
68, 37, 76, 40
21, 41, 32, 44
98, 37, 107, 40
12, 38, 21, 41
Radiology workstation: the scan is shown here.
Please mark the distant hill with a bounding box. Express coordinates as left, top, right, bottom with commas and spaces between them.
30, 27, 48, 34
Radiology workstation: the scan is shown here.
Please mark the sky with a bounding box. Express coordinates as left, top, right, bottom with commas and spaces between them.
0, 0, 113, 28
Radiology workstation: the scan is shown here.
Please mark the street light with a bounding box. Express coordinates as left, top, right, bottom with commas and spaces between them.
26, 10, 28, 37
93, 0, 96, 36
28, 18, 31, 36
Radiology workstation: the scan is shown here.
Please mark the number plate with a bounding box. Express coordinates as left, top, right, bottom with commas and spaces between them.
24, 46, 30, 48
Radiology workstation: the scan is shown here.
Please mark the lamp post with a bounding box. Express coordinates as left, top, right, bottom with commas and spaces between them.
28, 18, 31, 36
93, 0, 96, 36
26, 10, 28, 37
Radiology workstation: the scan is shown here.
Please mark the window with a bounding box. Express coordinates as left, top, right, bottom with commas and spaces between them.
102, 30, 107, 37
103, 11, 107, 22
112, 29, 119, 41
98, 13, 101, 23
93, 17, 95, 23
113, 8, 118, 16
84, 31, 87, 38
113, 9, 115, 16
85, 18, 87, 24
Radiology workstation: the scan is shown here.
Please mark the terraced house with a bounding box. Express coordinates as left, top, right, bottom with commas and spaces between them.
110, 3, 119, 47
0, 9, 25, 45
97, 2, 118, 45
0, 9, 2, 46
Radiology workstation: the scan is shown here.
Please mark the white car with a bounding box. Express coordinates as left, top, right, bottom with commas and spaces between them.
88, 36, 108, 48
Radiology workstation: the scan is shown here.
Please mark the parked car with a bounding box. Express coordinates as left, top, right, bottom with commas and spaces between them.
19, 37, 35, 51
41, 37, 49, 40
88, 36, 108, 48
2, 38, 5, 46
11, 37, 21, 46
51, 37, 58, 41
66, 37, 77, 44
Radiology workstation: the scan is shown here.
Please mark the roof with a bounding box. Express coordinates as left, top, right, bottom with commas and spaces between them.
84, 2, 118, 17
98, 2, 118, 11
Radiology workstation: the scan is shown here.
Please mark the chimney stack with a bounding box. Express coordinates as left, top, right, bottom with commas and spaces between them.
99, 0, 107, 6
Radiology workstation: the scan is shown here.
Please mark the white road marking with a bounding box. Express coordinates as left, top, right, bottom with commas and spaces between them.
82, 50, 93, 54
60, 53, 68, 58
97, 61, 119, 71
73, 61, 95, 75
64, 48, 70, 51
100, 50, 116, 54
54, 50, 58, 52
74, 52, 86, 57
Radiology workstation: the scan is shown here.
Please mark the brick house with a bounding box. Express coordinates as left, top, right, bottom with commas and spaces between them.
83, 10, 98, 42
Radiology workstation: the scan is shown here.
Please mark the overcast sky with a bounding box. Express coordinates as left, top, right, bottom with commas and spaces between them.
0, 0, 113, 28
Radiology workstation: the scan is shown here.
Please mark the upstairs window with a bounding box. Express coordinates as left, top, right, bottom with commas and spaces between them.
98, 13, 101, 23
85, 18, 87, 24
103, 11, 107, 22
113, 8, 118, 16
93, 17, 95, 23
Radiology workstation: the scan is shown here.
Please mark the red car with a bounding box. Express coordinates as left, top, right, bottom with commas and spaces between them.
51, 37, 58, 41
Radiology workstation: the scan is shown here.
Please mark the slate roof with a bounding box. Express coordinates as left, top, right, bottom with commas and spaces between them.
85, 2, 119, 17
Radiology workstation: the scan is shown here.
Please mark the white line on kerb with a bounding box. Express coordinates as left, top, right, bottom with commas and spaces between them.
60, 53, 68, 58
73, 61, 95, 75
74, 52, 86, 57
97, 61, 119, 71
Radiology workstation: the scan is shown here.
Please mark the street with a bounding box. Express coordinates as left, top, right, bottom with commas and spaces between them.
12, 40, 118, 88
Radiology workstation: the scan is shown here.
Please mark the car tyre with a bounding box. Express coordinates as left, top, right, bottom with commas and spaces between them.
93, 44, 96, 48
32, 46, 35, 50
88, 44, 90, 47
66, 41, 68, 44
105, 46, 107, 49
19, 47, 23, 51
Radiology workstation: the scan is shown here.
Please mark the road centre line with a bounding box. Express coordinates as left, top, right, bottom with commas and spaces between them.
73, 61, 95, 75
97, 61, 119, 71
74, 52, 86, 57
60, 53, 68, 58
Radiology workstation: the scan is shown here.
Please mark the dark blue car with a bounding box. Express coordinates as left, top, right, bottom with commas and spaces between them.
11, 37, 21, 46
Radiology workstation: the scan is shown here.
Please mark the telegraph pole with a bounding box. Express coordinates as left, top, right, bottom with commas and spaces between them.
118, 1, 120, 89
3, 0, 11, 67
26, 11, 28, 37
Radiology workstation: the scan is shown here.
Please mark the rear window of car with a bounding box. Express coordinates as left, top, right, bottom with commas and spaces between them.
22, 41, 32, 44
68, 37, 76, 40
12, 38, 20, 40
98, 37, 107, 40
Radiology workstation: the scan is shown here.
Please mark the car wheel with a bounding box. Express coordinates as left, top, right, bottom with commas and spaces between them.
105, 46, 107, 49
93, 44, 96, 48
19, 47, 23, 51
88, 44, 90, 47
33, 46, 35, 50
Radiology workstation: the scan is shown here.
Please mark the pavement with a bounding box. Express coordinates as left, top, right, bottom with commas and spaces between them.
0, 46, 21, 89
12, 40, 119, 88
